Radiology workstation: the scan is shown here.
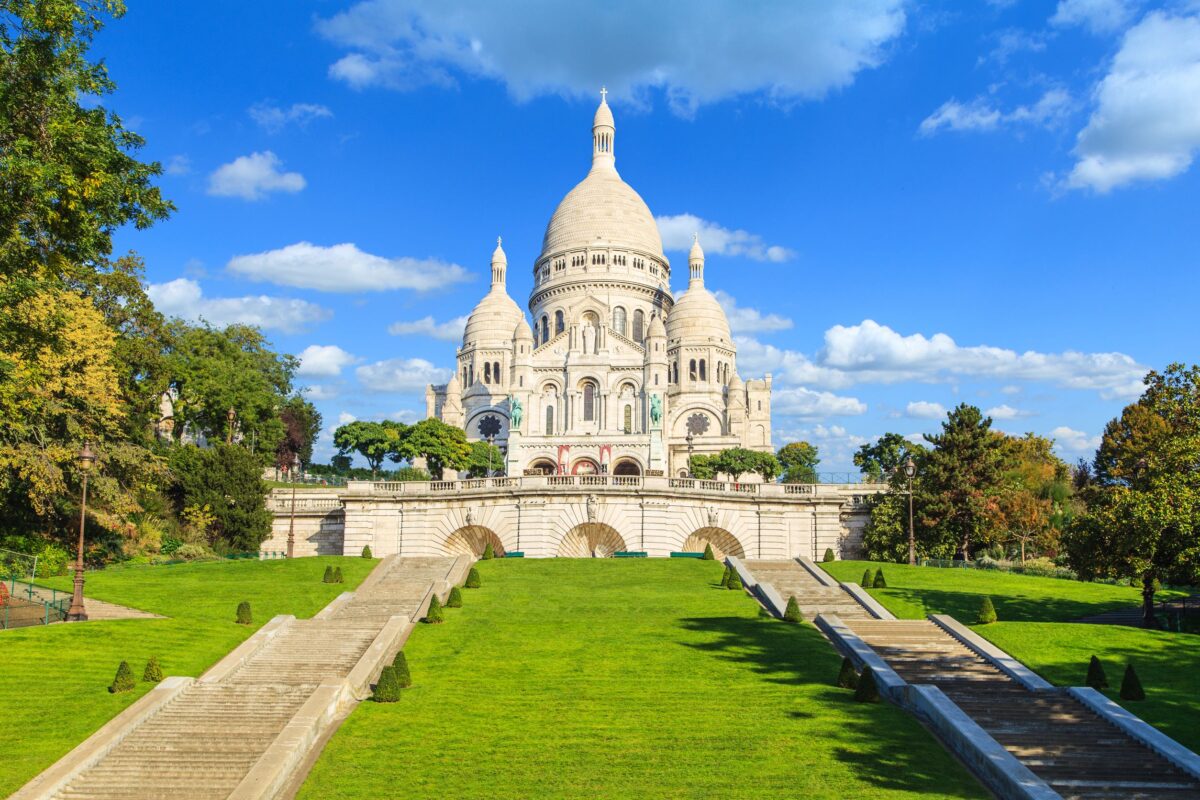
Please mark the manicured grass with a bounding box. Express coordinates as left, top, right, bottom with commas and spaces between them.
298, 560, 985, 799
0, 556, 377, 797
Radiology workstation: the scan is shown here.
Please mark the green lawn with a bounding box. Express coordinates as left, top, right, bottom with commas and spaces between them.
820, 560, 1200, 752
0, 556, 377, 797
298, 559, 985, 800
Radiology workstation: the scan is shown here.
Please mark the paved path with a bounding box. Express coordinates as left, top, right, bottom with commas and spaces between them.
747, 560, 1200, 800
9, 580, 161, 621
18, 557, 460, 800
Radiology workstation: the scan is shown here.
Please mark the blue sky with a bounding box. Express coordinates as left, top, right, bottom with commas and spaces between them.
98, 1, 1200, 472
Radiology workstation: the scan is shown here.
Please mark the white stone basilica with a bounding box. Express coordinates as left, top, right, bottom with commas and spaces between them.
426, 93, 772, 478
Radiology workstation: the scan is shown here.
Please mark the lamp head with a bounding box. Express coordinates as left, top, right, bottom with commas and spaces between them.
903, 456, 916, 478
78, 442, 96, 471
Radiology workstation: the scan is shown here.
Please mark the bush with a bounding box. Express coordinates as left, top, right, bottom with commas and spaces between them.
783, 596, 804, 624
465, 567, 481, 588
481, 541, 495, 560
719, 565, 731, 587
168, 443, 272, 551
1130, 576, 1143, 589
727, 571, 743, 591
976, 596, 997, 625
1086, 655, 1108, 690
424, 594, 445, 624
853, 666, 880, 702
837, 657, 859, 689
861, 569, 874, 587
174, 543, 216, 561
142, 656, 164, 683
446, 585, 463, 608
975, 555, 1001, 571
1120, 663, 1145, 700
392, 650, 412, 688
236, 601, 252, 625
323, 565, 334, 584
702, 543, 715, 561
333, 567, 344, 584
823, 548, 835, 563
373, 665, 401, 703
873, 570, 887, 589
109, 661, 135, 694
362, 545, 372, 559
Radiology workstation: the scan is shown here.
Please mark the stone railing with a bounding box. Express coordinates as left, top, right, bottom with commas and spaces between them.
265, 494, 345, 513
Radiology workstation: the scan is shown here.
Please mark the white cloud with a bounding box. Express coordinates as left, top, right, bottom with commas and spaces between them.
773, 387, 867, 419
1051, 0, 1139, 34
920, 89, 1072, 135
657, 214, 794, 262
905, 400, 947, 419
712, 291, 792, 335
1050, 425, 1101, 456
165, 155, 191, 176
984, 403, 1033, 419
356, 357, 452, 393
249, 102, 333, 132
296, 344, 358, 377
1064, 12, 1200, 192
146, 278, 331, 333
207, 151, 306, 200
388, 315, 469, 341
227, 242, 470, 293
316, 1, 908, 116
301, 384, 342, 401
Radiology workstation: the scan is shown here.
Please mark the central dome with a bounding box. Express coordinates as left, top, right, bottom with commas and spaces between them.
540, 169, 664, 258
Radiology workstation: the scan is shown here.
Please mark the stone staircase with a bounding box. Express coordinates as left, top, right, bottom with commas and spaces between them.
743, 559, 872, 619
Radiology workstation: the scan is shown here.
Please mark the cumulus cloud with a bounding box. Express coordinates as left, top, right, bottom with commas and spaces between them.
227, 242, 471, 293
248, 102, 334, 132
1064, 12, 1200, 192
356, 357, 452, 393
1050, 425, 1101, 456
920, 89, 1072, 135
316, 0, 907, 115
771, 423, 870, 474
712, 291, 792, 335
1051, 0, 1140, 34
165, 155, 191, 176
387, 315, 469, 341
773, 387, 867, 419
657, 214, 795, 262
296, 344, 358, 377
905, 400, 947, 419
207, 151, 306, 200
301, 384, 342, 401
146, 278, 331, 333
984, 403, 1033, 420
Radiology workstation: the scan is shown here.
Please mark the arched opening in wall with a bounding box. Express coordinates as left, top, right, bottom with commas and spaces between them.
484, 362, 492, 383
623, 404, 632, 434
571, 458, 600, 475
682, 527, 745, 559
529, 458, 557, 475
557, 523, 628, 558
612, 459, 641, 476
632, 309, 645, 342
444, 525, 506, 558
555, 310, 565, 335
613, 306, 627, 337
545, 405, 554, 435
541, 315, 549, 343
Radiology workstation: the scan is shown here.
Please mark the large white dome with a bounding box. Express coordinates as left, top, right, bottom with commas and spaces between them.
540, 168, 664, 259
463, 239, 524, 348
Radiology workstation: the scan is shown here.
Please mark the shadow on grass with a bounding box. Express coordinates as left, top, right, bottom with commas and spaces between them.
878, 585, 1138, 623
677, 615, 985, 798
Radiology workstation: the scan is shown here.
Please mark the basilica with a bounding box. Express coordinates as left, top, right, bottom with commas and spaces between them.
425, 93, 772, 477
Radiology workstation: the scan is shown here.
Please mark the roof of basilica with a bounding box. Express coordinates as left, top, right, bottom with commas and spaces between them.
462, 239, 524, 348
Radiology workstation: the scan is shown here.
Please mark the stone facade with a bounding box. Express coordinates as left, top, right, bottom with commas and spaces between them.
426, 93, 771, 478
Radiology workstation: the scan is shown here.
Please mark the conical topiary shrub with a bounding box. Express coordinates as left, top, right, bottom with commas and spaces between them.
333, 567, 344, 584
1086, 655, 1109, 690
862, 568, 874, 587
362, 545, 372, 558
837, 657, 859, 689
424, 594, 445, 624
481, 541, 495, 560
392, 650, 412, 688
446, 585, 463, 608
727, 571, 744, 591
1120, 663, 1145, 700
977, 596, 998, 625
784, 596, 804, 624
702, 543, 715, 561
323, 565, 334, 584
109, 661, 135, 694
720, 565, 731, 587
873, 569, 887, 589
236, 601, 252, 625
823, 548, 835, 563
465, 567, 481, 588
854, 666, 880, 702
142, 656, 164, 683
373, 665, 400, 703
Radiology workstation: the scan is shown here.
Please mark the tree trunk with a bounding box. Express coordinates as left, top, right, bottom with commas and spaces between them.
1020, 538, 1026, 564
1142, 572, 1158, 629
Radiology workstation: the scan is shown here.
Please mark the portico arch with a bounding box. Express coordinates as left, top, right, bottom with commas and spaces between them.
682, 527, 745, 559
444, 525, 506, 558
528, 458, 558, 475
557, 523, 627, 558
612, 458, 641, 476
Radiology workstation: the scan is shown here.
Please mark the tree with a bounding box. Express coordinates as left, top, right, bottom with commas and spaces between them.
168, 444, 272, 550
277, 396, 321, 472
777, 441, 820, 483
465, 440, 504, 478
702, 543, 714, 561
396, 418, 471, 478
854, 433, 922, 483
333, 420, 405, 478
688, 454, 716, 479
709, 448, 779, 482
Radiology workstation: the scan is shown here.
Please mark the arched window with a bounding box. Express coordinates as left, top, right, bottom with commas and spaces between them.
541, 315, 549, 343
545, 405, 554, 435
613, 307, 627, 337
483, 362, 491, 384
623, 404, 632, 434
583, 382, 596, 421
689, 359, 697, 381
699, 359, 707, 381
462, 367, 467, 385
469, 364, 474, 384
633, 309, 645, 342
555, 310, 564, 335
493, 361, 501, 384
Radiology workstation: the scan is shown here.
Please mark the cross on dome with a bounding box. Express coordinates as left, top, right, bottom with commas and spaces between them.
600, 86, 607, 102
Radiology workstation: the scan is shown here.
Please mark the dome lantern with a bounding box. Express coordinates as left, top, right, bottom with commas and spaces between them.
592, 87, 615, 172
491, 236, 507, 288
688, 233, 705, 286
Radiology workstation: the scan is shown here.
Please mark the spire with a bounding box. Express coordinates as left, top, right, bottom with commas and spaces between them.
491, 236, 507, 288
688, 232, 705, 286
591, 87, 615, 172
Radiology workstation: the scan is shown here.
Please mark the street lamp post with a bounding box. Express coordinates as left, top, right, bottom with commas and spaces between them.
226, 407, 236, 444
67, 443, 96, 622
685, 432, 695, 477
487, 434, 495, 477
903, 456, 917, 566
286, 471, 297, 559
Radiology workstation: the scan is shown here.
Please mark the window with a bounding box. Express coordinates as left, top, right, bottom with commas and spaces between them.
484, 362, 491, 384
469, 364, 474, 384
583, 382, 596, 421
461, 367, 467, 385
493, 361, 501, 384
699, 359, 706, 381
632, 309, 644, 342
545, 406, 554, 435
612, 307, 627, 337
624, 405, 632, 433
689, 359, 697, 381
541, 315, 549, 343
757, 401, 762, 411
555, 310, 564, 335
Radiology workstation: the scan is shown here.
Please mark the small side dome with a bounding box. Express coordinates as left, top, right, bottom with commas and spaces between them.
513, 318, 533, 342
647, 312, 666, 339
666, 283, 732, 346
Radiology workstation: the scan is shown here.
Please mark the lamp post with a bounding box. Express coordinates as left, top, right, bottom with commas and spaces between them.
67, 443, 96, 622
486, 434, 495, 477
286, 469, 297, 559
226, 407, 236, 444
685, 432, 695, 478
903, 456, 917, 566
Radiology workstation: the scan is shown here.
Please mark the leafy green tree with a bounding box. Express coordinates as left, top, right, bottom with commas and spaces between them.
333, 420, 405, 478
701, 543, 714, 561
710, 448, 779, 482
465, 440, 504, 478
396, 418, 471, 478
688, 454, 716, 479
168, 444, 272, 550
277, 395, 321, 471
777, 441, 820, 483
854, 433, 923, 483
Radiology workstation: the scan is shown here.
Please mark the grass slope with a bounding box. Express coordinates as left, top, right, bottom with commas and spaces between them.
821, 560, 1200, 752
0, 557, 376, 796
299, 559, 985, 800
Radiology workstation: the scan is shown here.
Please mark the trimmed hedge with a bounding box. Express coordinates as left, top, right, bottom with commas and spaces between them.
362, 545, 372, 559
720, 565, 731, 587
1120, 663, 1145, 701
482, 542, 495, 561
976, 596, 997, 625
323, 565, 334, 584
236, 601, 252, 625
872, 570, 887, 589
861, 569, 873, 587
783, 596, 804, 624
853, 666, 880, 702
727, 571, 743, 591
373, 666, 401, 703
142, 656, 164, 683
702, 543, 715, 561
837, 657, 859, 689
446, 586, 463, 608
109, 661, 135, 694
333, 567, 344, 584
1086, 655, 1108, 690
823, 548, 835, 563
392, 650, 412, 688
424, 594, 445, 624
465, 567, 481, 589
